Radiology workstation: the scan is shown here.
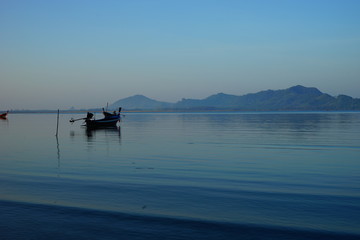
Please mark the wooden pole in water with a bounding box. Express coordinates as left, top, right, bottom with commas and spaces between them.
56, 109, 60, 136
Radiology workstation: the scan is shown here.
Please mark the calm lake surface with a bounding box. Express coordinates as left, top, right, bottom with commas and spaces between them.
0, 112, 359, 239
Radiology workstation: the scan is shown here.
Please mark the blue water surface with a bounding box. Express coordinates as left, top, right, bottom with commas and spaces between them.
0, 112, 359, 239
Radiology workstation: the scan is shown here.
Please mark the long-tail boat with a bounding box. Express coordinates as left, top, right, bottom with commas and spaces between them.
70, 108, 122, 128
0, 111, 8, 119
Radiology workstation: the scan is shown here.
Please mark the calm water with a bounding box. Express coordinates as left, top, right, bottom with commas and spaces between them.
0, 112, 359, 239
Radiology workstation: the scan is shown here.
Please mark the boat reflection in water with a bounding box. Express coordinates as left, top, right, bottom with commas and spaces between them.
85, 126, 121, 139
69, 125, 122, 156
84, 126, 122, 154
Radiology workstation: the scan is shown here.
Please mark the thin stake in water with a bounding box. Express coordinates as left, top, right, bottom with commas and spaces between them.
55, 109, 60, 136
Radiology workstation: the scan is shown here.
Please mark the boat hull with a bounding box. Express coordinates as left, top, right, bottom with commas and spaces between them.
0, 112, 8, 119
85, 117, 120, 128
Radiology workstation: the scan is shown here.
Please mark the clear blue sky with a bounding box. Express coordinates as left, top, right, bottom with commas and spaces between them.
1, 0, 359, 109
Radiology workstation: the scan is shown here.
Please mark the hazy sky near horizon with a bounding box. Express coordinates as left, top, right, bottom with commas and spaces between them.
1, 0, 360, 109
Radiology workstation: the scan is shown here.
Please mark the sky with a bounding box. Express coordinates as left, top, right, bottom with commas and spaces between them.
1, 0, 360, 110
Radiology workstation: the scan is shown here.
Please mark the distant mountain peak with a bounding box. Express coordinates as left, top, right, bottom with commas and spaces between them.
206, 92, 237, 99
132, 94, 149, 98
287, 85, 322, 95
110, 94, 172, 110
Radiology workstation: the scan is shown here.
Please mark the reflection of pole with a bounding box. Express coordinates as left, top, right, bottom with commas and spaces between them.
55, 109, 60, 136
55, 110, 61, 173
56, 135, 60, 167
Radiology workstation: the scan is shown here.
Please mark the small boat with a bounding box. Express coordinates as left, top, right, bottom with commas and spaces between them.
0, 111, 9, 119
70, 108, 122, 128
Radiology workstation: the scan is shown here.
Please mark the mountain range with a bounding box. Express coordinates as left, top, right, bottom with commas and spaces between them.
109, 85, 360, 111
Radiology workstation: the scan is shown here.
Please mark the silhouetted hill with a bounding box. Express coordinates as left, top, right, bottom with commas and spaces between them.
110, 94, 173, 110
175, 93, 240, 109
111, 86, 360, 111
235, 85, 327, 110
175, 85, 360, 110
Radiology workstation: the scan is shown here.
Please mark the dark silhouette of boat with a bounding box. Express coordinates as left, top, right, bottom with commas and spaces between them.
0, 111, 8, 119
70, 108, 122, 128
